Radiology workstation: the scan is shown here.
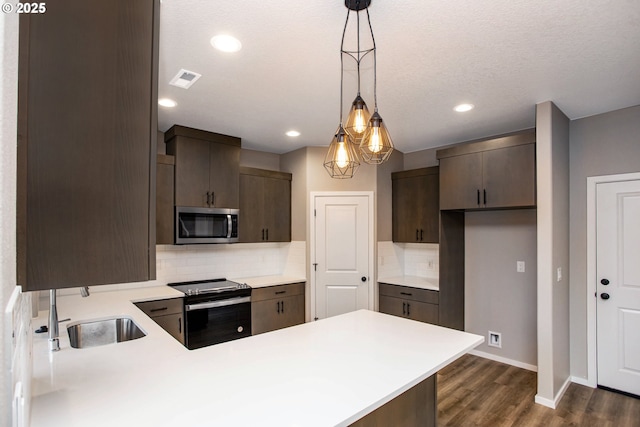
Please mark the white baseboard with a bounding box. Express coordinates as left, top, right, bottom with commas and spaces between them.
571, 375, 596, 388
534, 376, 571, 409
469, 349, 538, 372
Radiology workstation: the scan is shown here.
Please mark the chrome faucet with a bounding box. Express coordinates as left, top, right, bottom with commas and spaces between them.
80, 286, 90, 297
48, 289, 60, 352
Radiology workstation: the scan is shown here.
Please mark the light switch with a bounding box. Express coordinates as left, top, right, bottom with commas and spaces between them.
557, 267, 562, 282
517, 261, 525, 273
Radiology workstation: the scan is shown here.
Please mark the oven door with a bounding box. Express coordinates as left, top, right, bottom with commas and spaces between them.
184, 296, 251, 349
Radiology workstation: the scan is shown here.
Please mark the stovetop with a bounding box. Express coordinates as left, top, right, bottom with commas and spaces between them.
168, 278, 251, 297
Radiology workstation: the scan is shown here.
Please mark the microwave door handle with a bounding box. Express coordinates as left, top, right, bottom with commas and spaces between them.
227, 214, 232, 238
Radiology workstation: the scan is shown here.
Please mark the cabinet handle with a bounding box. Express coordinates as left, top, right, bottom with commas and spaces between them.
150, 307, 168, 313
206, 191, 211, 207
407, 303, 411, 316
266, 228, 269, 241
275, 290, 286, 295
400, 292, 413, 296
477, 189, 480, 206
420, 229, 423, 241
262, 229, 265, 240
402, 302, 406, 315
416, 229, 419, 241
281, 300, 285, 313
483, 189, 487, 205
178, 317, 182, 334
211, 191, 215, 207
276, 301, 281, 313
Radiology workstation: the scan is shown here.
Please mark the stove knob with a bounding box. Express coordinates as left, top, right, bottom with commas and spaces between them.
237, 326, 244, 333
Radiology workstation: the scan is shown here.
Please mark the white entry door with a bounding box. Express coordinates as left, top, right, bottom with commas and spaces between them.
596, 179, 640, 395
312, 193, 372, 320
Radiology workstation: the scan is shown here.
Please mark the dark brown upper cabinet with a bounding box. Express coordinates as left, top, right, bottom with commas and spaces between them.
437, 130, 536, 210
165, 125, 241, 209
239, 167, 291, 243
17, 0, 159, 291
156, 155, 175, 245
392, 167, 439, 243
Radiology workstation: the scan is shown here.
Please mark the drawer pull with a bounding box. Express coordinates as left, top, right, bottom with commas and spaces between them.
275, 291, 286, 295
400, 292, 413, 296
150, 307, 168, 313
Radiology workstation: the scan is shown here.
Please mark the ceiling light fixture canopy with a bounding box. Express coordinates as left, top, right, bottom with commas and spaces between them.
325, 0, 394, 178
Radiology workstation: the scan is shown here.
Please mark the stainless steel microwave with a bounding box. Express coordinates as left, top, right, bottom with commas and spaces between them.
175, 206, 239, 244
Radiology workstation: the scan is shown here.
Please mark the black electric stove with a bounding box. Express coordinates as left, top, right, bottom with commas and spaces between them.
168, 278, 252, 349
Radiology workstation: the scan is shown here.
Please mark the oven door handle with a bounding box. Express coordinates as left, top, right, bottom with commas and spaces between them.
185, 296, 251, 312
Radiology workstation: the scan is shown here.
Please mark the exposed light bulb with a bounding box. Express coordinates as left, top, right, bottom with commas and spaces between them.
354, 108, 367, 134
368, 126, 382, 153
336, 141, 349, 168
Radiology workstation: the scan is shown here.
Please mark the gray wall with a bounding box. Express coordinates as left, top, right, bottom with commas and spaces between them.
240, 148, 280, 171
535, 101, 571, 403
465, 210, 538, 366
569, 105, 640, 380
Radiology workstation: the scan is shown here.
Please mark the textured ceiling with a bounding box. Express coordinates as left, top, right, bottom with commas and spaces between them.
157, 0, 640, 154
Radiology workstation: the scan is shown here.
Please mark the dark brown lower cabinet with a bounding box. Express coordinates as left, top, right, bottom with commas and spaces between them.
378, 283, 439, 325
135, 298, 185, 345
251, 282, 305, 335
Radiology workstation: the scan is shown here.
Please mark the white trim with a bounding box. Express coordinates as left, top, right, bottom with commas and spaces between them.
570, 375, 592, 388
534, 376, 571, 409
309, 191, 375, 321
586, 172, 640, 389
469, 350, 538, 372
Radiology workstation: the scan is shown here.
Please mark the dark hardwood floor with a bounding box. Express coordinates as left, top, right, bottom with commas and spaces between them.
437, 354, 640, 426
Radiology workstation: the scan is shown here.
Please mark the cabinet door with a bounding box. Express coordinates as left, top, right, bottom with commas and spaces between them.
264, 177, 291, 242
209, 143, 240, 209
156, 158, 174, 244
239, 174, 265, 242
17, 0, 157, 290
173, 137, 211, 207
439, 152, 483, 210
152, 313, 185, 345
379, 295, 406, 318
392, 177, 420, 242
483, 144, 536, 208
406, 301, 439, 324
279, 295, 305, 330
251, 299, 284, 335
417, 173, 439, 243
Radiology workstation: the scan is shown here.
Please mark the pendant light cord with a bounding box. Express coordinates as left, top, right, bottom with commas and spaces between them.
365, 8, 378, 112
339, 8, 350, 124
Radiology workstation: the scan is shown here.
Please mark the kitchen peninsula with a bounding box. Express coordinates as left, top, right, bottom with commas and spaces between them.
30, 287, 482, 426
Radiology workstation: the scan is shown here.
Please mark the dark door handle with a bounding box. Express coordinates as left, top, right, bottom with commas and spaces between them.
600, 293, 610, 300
210, 191, 214, 207
416, 229, 419, 241
178, 317, 182, 334
361, 276, 367, 282
477, 189, 480, 205
206, 191, 211, 207
276, 301, 281, 313
600, 279, 610, 285
281, 300, 284, 313
420, 229, 424, 241
262, 229, 265, 240
265, 228, 268, 241
483, 189, 487, 205
400, 292, 413, 296
402, 302, 406, 315
406, 303, 411, 316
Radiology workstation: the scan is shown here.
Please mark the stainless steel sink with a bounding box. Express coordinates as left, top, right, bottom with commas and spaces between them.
67, 316, 146, 349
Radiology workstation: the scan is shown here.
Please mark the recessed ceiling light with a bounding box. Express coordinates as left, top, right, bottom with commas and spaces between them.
454, 103, 474, 113
210, 35, 242, 53
286, 130, 301, 137
158, 98, 177, 108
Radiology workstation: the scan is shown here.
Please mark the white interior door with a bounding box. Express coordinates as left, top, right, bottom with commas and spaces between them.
596, 179, 640, 396
313, 194, 372, 320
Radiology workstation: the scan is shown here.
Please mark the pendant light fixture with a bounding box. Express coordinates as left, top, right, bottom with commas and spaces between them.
325, 0, 393, 178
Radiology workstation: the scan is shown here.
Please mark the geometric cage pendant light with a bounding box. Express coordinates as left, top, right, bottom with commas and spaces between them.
324, 0, 394, 178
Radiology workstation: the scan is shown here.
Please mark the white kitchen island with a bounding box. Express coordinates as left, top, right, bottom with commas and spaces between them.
30, 287, 482, 427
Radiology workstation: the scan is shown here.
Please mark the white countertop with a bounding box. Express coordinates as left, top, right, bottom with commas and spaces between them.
233, 274, 307, 288
30, 287, 481, 427
378, 275, 439, 291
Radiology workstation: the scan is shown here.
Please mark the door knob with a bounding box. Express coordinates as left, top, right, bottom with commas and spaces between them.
600, 293, 610, 300
361, 276, 367, 282
600, 279, 610, 285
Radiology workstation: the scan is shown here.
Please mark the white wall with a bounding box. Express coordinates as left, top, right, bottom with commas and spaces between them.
568, 105, 640, 381
1, 11, 33, 427
465, 210, 537, 368
535, 101, 571, 407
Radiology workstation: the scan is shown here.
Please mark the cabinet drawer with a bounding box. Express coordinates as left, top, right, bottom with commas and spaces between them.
135, 298, 183, 317
378, 283, 439, 304
251, 282, 305, 302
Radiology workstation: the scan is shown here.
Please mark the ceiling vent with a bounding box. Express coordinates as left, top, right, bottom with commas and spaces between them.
169, 69, 202, 89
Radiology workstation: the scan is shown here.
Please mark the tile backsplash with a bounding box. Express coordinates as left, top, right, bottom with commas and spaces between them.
378, 241, 439, 279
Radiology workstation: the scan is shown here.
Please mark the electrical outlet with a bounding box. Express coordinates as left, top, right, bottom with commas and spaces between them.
488, 331, 502, 348
427, 259, 434, 270
517, 261, 525, 273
